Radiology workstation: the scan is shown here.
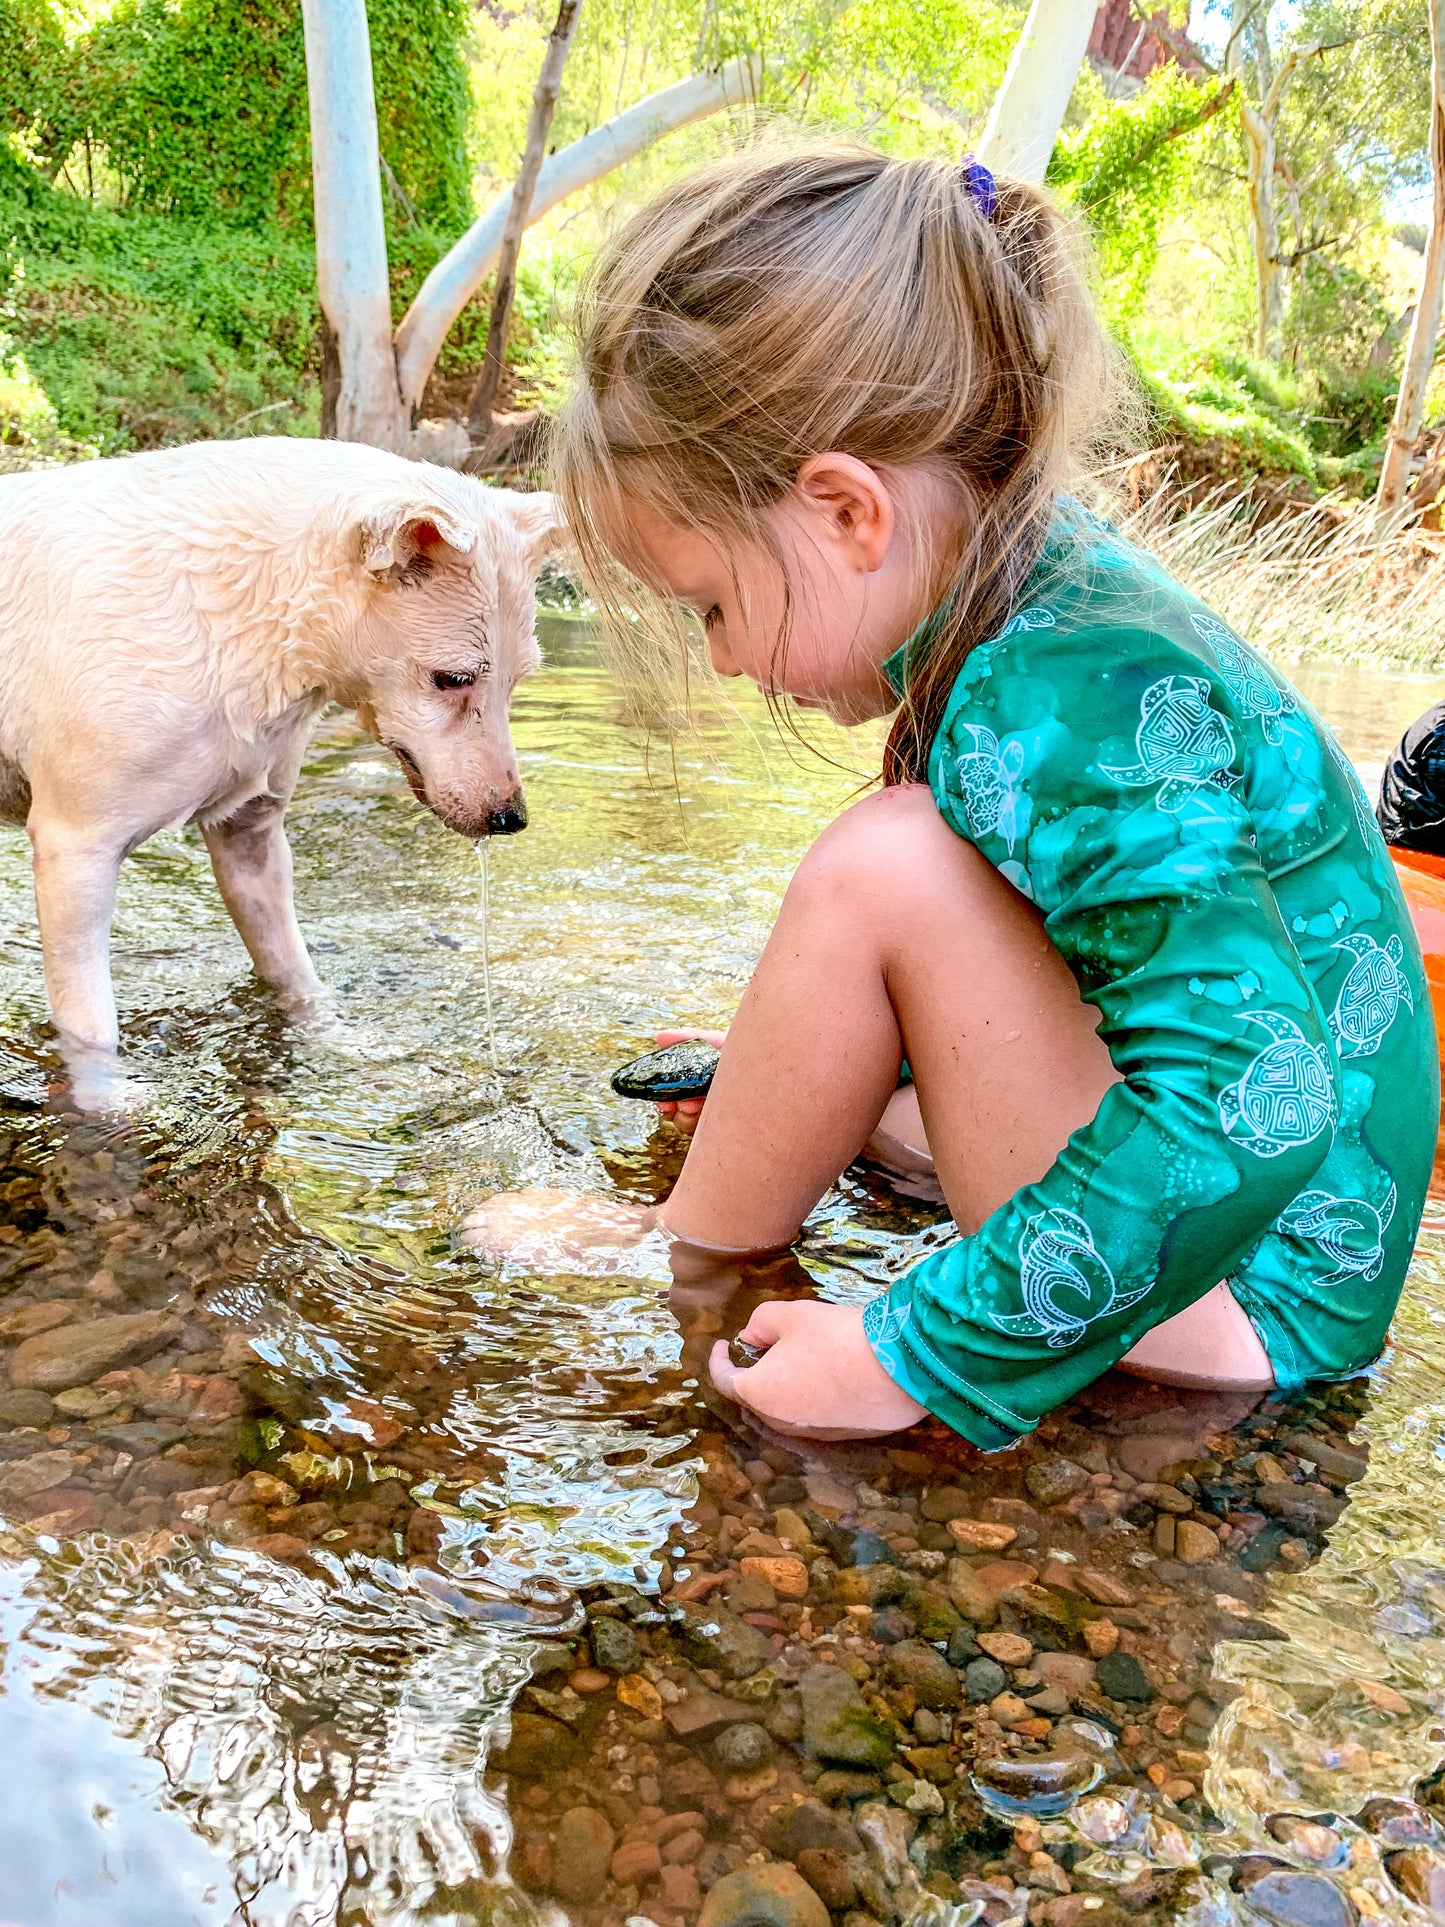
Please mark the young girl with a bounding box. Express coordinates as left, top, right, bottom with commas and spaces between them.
470, 144, 1438, 1447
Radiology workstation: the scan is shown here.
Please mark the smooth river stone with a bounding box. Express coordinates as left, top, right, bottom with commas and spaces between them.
1387, 1850, 1445, 1920
1238, 1867, 1357, 1927
8, 1310, 181, 1392
971, 1749, 1103, 1818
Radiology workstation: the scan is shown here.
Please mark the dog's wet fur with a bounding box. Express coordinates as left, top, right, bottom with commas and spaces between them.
0, 436, 560, 1097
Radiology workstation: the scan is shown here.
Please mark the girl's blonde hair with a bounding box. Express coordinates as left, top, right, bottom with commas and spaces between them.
552, 141, 1119, 781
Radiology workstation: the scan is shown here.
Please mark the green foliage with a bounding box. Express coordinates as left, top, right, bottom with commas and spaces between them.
1050, 64, 1236, 318
0, 159, 320, 451
0, 0, 474, 231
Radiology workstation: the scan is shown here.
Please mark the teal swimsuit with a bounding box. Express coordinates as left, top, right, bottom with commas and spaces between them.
864, 506, 1439, 1449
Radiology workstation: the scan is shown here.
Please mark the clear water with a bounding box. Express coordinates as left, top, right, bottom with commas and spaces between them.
0, 624, 1442, 1923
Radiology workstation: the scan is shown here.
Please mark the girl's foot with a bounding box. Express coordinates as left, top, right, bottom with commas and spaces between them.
459, 1187, 667, 1276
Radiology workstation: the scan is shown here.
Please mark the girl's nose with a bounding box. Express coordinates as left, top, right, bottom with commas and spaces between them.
708, 629, 742, 678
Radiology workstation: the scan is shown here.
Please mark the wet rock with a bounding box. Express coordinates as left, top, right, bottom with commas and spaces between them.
844, 1532, 896, 1568
663, 1756, 721, 1811
0, 1448, 77, 1504
949, 1520, 1019, 1551
553, 1806, 617, 1904
834, 1563, 908, 1607
1275, 1434, 1367, 1487
795, 1848, 859, 1913
1255, 1483, 1345, 1534
1134, 1482, 1194, 1515
494, 1711, 578, 1779
946, 1558, 1002, 1626
698, 1862, 831, 1927
883, 1639, 961, 1709
667, 1691, 763, 1741
814, 1769, 885, 1804
8, 1309, 181, 1392
0, 1387, 54, 1428
1026, 1459, 1091, 1507
1116, 1435, 1197, 1483
1175, 1519, 1223, 1565
1356, 1798, 1443, 1846
898, 1579, 960, 1642
713, 1722, 776, 1772
674, 1600, 773, 1679
946, 1627, 980, 1665
965, 1658, 1009, 1703
763, 1799, 861, 1860
1265, 1816, 1347, 1868
590, 1614, 641, 1673
854, 1800, 913, 1886
1387, 1850, 1445, 1918
972, 1750, 1103, 1818
1073, 1794, 1137, 1845
1034, 1653, 1098, 1701
978, 1630, 1033, 1667
920, 1486, 973, 1523
741, 1555, 809, 1599
0, 1301, 76, 1341
1239, 1523, 1293, 1572
799, 1663, 894, 1771
1095, 1653, 1153, 1702
1075, 1569, 1137, 1608
1236, 1866, 1357, 1927
612, 1837, 664, 1886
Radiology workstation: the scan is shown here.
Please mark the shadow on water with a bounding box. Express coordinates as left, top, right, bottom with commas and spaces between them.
0, 630, 1443, 1924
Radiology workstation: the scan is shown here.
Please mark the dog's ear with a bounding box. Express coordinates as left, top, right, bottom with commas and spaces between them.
491, 488, 566, 567
360, 501, 480, 580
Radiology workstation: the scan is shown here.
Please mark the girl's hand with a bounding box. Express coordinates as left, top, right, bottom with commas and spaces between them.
653, 1027, 727, 1136
708, 1300, 927, 1439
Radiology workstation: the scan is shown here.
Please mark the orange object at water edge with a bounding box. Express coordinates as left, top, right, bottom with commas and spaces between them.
1390, 849, 1445, 1194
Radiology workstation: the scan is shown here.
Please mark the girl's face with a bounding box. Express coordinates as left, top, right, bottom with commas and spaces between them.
622, 455, 950, 726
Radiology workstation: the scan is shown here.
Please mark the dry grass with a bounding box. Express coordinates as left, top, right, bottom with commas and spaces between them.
1114, 479, 1445, 672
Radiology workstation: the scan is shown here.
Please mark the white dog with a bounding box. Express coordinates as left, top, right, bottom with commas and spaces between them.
0, 436, 559, 1101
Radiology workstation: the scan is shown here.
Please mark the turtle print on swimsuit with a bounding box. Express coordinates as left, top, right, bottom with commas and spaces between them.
865, 504, 1438, 1449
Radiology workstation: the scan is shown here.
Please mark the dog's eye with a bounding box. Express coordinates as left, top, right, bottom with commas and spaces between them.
431, 669, 477, 690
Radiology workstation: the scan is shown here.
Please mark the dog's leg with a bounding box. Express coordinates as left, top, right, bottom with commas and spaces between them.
202, 793, 324, 1007
28, 816, 130, 1107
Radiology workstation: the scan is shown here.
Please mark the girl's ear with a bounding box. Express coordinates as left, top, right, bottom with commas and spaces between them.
793, 453, 895, 573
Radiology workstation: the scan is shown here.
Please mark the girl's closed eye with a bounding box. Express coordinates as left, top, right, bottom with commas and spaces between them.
701, 605, 723, 632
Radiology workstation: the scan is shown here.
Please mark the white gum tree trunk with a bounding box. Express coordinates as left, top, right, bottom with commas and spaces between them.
393, 54, 764, 420
301, 0, 407, 450
1376, 0, 1445, 526
976, 0, 1102, 183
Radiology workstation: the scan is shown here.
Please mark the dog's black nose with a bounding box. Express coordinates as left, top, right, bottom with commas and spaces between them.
486, 800, 528, 836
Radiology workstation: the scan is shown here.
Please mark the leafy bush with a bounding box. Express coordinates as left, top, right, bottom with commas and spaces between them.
0, 158, 321, 451
0, 0, 474, 232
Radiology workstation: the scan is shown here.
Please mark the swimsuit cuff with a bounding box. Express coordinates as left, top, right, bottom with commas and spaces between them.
864, 1294, 1026, 1453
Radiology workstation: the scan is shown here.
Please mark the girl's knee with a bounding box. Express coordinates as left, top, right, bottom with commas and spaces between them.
789, 783, 992, 914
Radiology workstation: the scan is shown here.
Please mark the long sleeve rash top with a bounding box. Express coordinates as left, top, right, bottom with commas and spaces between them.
864, 507, 1438, 1448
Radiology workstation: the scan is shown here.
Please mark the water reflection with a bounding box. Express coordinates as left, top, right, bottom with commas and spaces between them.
0, 626, 1441, 1923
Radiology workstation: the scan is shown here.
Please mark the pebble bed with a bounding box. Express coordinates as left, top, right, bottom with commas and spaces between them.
492, 1377, 1444, 1927
4, 1121, 1445, 1927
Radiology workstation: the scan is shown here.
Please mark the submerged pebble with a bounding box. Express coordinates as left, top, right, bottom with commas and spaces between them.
1265, 1814, 1349, 1868
971, 1749, 1103, 1817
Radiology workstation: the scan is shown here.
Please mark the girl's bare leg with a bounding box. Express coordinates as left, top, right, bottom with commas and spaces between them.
663, 784, 1273, 1389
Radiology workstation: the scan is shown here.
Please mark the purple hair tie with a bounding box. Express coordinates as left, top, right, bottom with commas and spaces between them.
961, 155, 998, 220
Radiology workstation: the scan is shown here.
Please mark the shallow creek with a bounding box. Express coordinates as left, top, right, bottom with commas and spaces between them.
1, 628, 1445, 1927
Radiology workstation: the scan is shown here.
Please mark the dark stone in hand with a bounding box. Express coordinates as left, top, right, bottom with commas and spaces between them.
611, 1040, 721, 1101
